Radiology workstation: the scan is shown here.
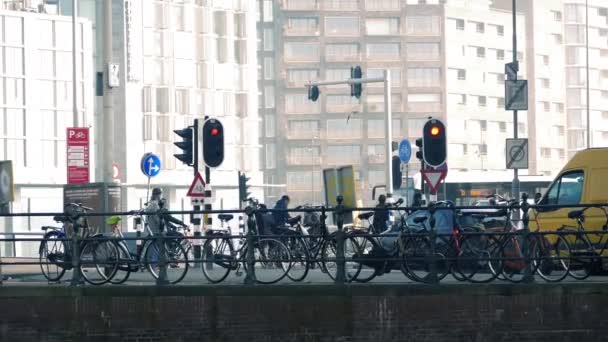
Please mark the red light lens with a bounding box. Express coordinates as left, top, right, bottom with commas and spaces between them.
430, 126, 440, 136
211, 128, 219, 136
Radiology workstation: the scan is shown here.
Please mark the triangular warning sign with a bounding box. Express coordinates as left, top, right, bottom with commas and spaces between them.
187, 172, 206, 197
421, 170, 446, 195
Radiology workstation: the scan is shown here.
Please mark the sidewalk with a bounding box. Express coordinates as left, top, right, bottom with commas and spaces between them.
1, 258, 41, 278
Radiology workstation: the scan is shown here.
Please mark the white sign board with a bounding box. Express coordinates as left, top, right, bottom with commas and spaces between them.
506, 138, 529, 170
108, 63, 120, 88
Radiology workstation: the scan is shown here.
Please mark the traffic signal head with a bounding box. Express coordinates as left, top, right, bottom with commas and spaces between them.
308, 85, 320, 102
238, 171, 251, 203
392, 156, 402, 190
422, 119, 447, 168
173, 126, 196, 166
415, 138, 423, 161
202, 119, 224, 168
350, 66, 362, 99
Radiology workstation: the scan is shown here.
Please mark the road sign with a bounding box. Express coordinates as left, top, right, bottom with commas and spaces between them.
187, 172, 206, 197
505, 61, 519, 81
398, 140, 412, 163
67, 127, 90, 184
505, 79, 528, 111
421, 169, 447, 195
140, 153, 161, 178
0, 161, 13, 203
506, 138, 529, 169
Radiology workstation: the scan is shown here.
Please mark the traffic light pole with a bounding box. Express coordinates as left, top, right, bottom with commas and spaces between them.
307, 71, 393, 196
192, 119, 202, 262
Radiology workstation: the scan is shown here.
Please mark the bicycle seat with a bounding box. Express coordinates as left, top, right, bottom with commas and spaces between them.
568, 210, 584, 220
358, 212, 374, 220
53, 215, 69, 223
218, 214, 234, 222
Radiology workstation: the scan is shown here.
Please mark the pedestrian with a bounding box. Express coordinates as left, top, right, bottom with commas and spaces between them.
372, 194, 390, 234
144, 188, 186, 234
272, 195, 291, 228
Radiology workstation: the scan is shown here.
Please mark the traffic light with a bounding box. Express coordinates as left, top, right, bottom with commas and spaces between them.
202, 118, 224, 168
392, 156, 402, 190
415, 138, 423, 162
308, 85, 320, 102
238, 171, 251, 203
422, 119, 447, 168
174, 124, 196, 166
350, 66, 362, 99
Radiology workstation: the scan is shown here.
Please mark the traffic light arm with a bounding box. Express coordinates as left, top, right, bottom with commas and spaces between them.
307, 77, 384, 88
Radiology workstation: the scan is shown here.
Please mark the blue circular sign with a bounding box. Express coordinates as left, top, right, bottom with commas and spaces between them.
398, 140, 412, 163
140, 153, 161, 178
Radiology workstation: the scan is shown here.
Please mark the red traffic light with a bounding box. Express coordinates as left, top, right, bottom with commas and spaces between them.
430, 126, 441, 136
210, 128, 219, 136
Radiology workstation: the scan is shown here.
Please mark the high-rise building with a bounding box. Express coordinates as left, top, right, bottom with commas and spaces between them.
0, 9, 94, 256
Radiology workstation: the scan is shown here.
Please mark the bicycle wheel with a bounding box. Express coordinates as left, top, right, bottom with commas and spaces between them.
144, 239, 189, 284
283, 235, 310, 282
79, 237, 119, 286
568, 233, 594, 280
201, 236, 234, 284
534, 235, 570, 282
108, 242, 135, 285
245, 238, 291, 284
400, 235, 434, 283
320, 235, 362, 282
39, 231, 67, 282
456, 234, 501, 283
349, 233, 378, 283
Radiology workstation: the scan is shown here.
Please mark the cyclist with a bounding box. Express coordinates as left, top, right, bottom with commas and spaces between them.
272, 195, 291, 228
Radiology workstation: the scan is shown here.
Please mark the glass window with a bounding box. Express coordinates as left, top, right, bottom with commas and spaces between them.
406, 43, 440, 61
543, 171, 584, 206
265, 115, 275, 138
265, 143, 276, 169
366, 43, 400, 60
407, 68, 441, 87
284, 42, 320, 62
287, 69, 319, 85
367, 119, 384, 138
366, 68, 401, 87
264, 86, 275, 108
405, 16, 440, 35
325, 17, 359, 36
326, 43, 360, 60
264, 57, 274, 80
285, 17, 319, 34
5, 16, 23, 45
365, 18, 399, 35
263, 28, 274, 51
263, 0, 273, 22
155, 88, 170, 113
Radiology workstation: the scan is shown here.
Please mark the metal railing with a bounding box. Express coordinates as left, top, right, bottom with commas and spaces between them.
1, 197, 608, 286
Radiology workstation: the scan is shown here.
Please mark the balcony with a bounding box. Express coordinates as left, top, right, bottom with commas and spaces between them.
326, 52, 361, 62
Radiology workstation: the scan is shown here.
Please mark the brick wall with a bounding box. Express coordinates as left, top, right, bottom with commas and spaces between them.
0, 284, 607, 342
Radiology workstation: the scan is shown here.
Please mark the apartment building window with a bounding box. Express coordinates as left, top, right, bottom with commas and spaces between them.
457, 69, 466, 80
264, 115, 275, 138
496, 49, 505, 60
327, 145, 361, 161
367, 67, 402, 87
477, 144, 488, 155
285, 17, 319, 35
407, 68, 440, 87
365, 0, 399, 11
265, 144, 276, 169
264, 57, 274, 80
327, 118, 361, 138
287, 69, 319, 85
264, 86, 275, 108
542, 55, 550, 65
540, 101, 550, 112
285, 93, 319, 114
496, 25, 504, 36
472, 21, 485, 33
326, 69, 350, 86
498, 122, 507, 132
325, 17, 359, 36
552, 10, 562, 21
284, 42, 320, 62
366, 43, 400, 60
540, 78, 550, 88
476, 47, 486, 58
367, 119, 384, 138
558, 149, 566, 159
289, 120, 320, 135
497, 97, 505, 108
405, 16, 441, 35
455, 18, 464, 30
566, 26, 585, 44
552, 34, 563, 44
555, 102, 564, 113
367, 144, 386, 162
408, 93, 441, 112
552, 125, 565, 137
540, 148, 551, 158
477, 96, 487, 107
326, 43, 360, 60
263, 0, 273, 22
600, 8, 608, 17
365, 18, 400, 35
448, 93, 466, 105
406, 43, 440, 61
263, 28, 274, 51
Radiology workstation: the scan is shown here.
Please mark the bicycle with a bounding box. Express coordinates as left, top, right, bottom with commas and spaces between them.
107, 209, 189, 285
39, 203, 119, 285
557, 206, 608, 280
200, 198, 292, 284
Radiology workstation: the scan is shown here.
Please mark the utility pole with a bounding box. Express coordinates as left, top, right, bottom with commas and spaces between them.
103, 0, 114, 182
586, 0, 591, 148
71, 0, 78, 127
511, 0, 520, 212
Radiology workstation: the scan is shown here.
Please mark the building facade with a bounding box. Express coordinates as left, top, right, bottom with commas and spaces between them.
0, 8, 94, 256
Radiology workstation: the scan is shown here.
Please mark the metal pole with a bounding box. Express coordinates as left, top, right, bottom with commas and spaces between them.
586, 0, 591, 148
103, 0, 114, 182
511, 0, 520, 216
405, 164, 409, 207
72, 0, 78, 127
384, 69, 393, 195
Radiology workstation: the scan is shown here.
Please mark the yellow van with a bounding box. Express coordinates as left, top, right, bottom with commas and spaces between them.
531, 148, 608, 235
